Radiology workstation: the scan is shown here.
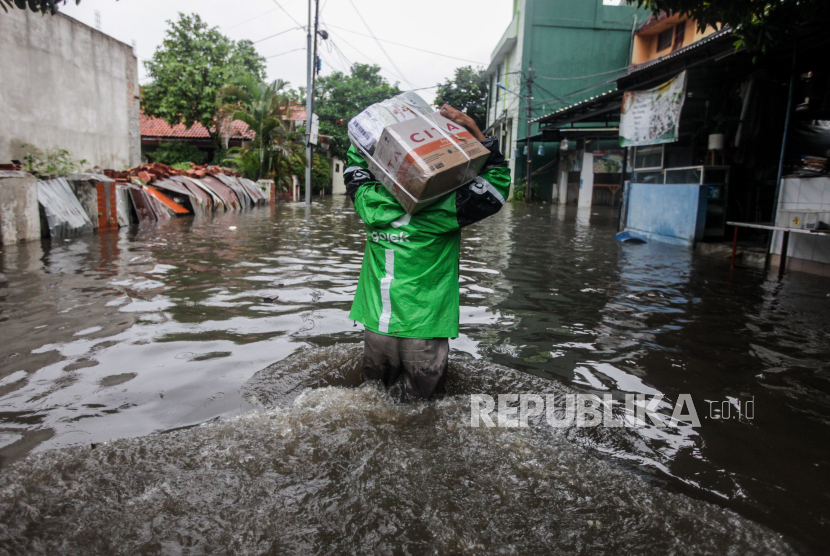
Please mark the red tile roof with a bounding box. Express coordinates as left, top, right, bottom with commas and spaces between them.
141, 105, 307, 139
140, 113, 254, 139
285, 105, 306, 121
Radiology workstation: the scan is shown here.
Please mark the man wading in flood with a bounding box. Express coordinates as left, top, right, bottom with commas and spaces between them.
345, 104, 510, 400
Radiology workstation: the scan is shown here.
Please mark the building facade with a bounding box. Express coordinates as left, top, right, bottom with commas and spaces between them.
0, 10, 140, 169
484, 0, 648, 197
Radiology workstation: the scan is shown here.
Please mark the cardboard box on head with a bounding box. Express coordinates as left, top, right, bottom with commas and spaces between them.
348, 92, 489, 214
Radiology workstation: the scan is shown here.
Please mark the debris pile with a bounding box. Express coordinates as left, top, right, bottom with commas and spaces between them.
103, 162, 242, 183
96, 162, 270, 223
5, 161, 273, 241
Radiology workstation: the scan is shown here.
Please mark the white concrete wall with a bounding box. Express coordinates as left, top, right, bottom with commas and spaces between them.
331, 157, 346, 195
0, 171, 40, 244
485, 0, 526, 196
0, 10, 140, 170
771, 177, 830, 275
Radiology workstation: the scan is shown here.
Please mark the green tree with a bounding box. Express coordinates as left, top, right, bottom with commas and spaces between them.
315, 63, 402, 156
434, 66, 488, 130
626, 0, 830, 55
146, 142, 205, 166
312, 153, 330, 194
218, 76, 305, 183
142, 13, 265, 149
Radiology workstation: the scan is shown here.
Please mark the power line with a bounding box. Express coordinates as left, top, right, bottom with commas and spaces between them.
265, 47, 306, 59
253, 25, 303, 44
327, 39, 355, 72
317, 85, 439, 107
323, 23, 488, 66
269, 0, 304, 29
345, 0, 415, 88
318, 11, 353, 72
221, 7, 279, 31
331, 32, 408, 84
536, 66, 629, 81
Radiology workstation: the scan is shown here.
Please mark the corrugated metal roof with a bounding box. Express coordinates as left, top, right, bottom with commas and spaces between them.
531, 89, 619, 124
622, 27, 734, 77
532, 27, 735, 124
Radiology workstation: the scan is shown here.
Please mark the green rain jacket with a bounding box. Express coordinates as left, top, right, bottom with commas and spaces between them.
345, 136, 510, 339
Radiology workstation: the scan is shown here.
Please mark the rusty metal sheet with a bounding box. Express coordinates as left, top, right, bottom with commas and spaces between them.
200, 175, 240, 211
145, 186, 189, 215
116, 185, 132, 226
128, 185, 157, 223
239, 177, 268, 205
144, 188, 172, 220
213, 174, 252, 209
171, 176, 216, 214
153, 179, 200, 215
37, 177, 94, 238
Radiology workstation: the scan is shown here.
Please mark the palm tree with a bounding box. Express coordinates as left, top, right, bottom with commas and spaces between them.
217, 77, 305, 182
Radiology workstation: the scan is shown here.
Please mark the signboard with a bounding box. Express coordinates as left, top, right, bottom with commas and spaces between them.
309, 113, 320, 145
592, 150, 625, 173
620, 71, 687, 147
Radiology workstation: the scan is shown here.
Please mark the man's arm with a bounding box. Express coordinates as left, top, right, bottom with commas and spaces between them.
438, 104, 510, 228
344, 147, 408, 228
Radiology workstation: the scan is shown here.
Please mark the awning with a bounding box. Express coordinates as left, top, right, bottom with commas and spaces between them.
515, 134, 543, 144
532, 89, 623, 127
532, 27, 737, 130
615, 27, 735, 90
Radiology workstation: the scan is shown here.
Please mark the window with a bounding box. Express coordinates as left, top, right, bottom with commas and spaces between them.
673, 21, 686, 51
335, 163, 340, 172
602, 0, 624, 5
656, 28, 673, 52
634, 145, 664, 170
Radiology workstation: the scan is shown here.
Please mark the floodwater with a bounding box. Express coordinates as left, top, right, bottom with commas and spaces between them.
0, 198, 828, 555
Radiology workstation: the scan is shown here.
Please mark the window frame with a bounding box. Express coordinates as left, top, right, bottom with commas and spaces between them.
633, 144, 665, 171
656, 28, 673, 52
672, 21, 686, 51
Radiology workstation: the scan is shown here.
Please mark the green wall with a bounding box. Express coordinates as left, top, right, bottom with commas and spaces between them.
513, 0, 648, 193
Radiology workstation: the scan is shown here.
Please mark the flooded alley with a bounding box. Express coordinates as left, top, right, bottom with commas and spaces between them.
1, 198, 828, 555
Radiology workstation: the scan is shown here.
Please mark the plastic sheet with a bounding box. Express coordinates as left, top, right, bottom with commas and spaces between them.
348, 91, 485, 213
37, 177, 94, 239
348, 92, 433, 154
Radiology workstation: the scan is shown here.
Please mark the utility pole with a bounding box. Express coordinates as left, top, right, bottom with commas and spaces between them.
525, 60, 534, 202
304, 0, 318, 205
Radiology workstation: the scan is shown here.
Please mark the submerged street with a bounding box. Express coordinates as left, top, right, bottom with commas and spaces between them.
1, 198, 828, 554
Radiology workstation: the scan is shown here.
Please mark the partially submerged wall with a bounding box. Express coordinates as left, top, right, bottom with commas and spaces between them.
0, 10, 140, 169
0, 171, 40, 245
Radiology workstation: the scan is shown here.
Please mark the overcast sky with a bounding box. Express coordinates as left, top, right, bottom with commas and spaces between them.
61, 0, 514, 105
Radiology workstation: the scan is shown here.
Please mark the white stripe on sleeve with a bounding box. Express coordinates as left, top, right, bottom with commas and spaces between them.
378, 249, 395, 333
